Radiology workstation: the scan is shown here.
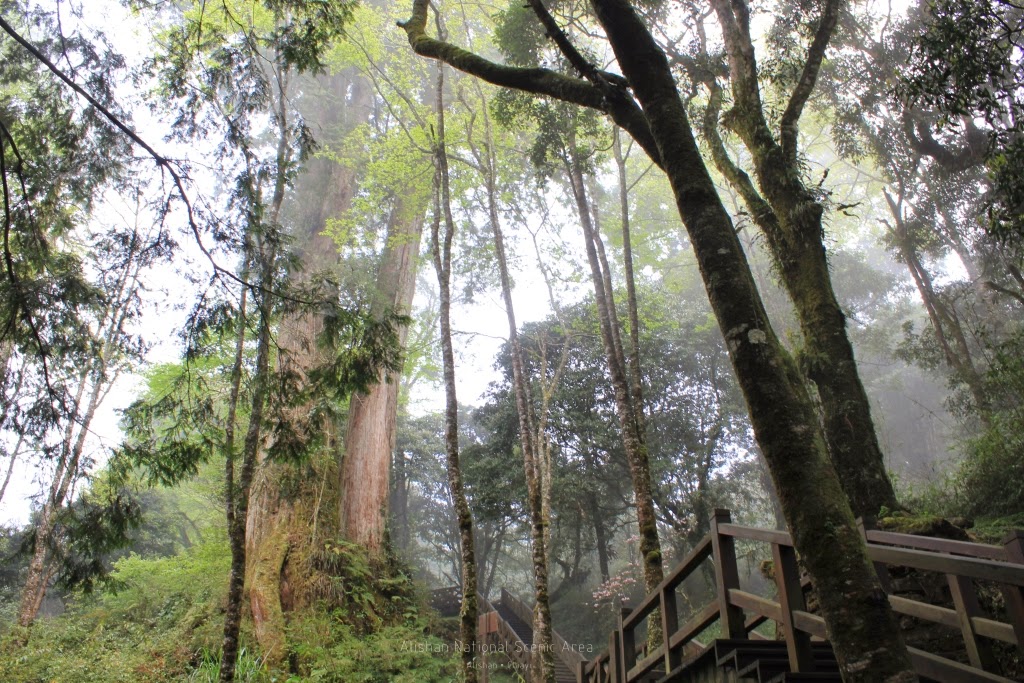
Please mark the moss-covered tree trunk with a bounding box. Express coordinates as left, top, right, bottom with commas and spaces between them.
589, 2, 916, 678
701, 0, 899, 521
222, 234, 278, 683
430, 62, 479, 683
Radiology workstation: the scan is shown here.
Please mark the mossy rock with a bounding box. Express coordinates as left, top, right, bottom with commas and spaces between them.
876, 513, 971, 541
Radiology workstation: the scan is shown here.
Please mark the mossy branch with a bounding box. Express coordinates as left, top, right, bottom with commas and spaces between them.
780, 0, 843, 164
397, 0, 663, 166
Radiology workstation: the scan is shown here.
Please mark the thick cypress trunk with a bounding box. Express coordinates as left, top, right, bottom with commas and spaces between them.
338, 200, 424, 555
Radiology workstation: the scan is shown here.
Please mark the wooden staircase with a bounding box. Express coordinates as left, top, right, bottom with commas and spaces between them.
432, 585, 582, 683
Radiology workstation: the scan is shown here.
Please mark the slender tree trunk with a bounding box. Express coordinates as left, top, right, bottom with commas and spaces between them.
884, 192, 989, 416
590, 495, 611, 583
565, 152, 664, 599
221, 65, 290, 680
18, 349, 111, 627
221, 259, 275, 682
430, 63, 479, 683
484, 152, 556, 683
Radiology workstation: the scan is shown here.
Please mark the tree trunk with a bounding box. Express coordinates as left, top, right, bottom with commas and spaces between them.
431, 63, 479, 682
588, 3, 916, 678
701, 65, 899, 521
339, 199, 424, 555
485, 160, 556, 683
565, 153, 664, 598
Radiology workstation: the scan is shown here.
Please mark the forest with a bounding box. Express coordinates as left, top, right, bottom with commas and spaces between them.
0, 0, 1023, 681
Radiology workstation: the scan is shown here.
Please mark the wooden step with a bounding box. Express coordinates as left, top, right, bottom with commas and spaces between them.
765, 674, 843, 683
737, 656, 792, 682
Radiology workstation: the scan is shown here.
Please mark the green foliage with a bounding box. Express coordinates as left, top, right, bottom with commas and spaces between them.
0, 540, 229, 682
278, 540, 458, 682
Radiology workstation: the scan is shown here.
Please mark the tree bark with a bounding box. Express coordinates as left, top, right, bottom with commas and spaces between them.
338, 199, 424, 555
431, 62, 479, 683
701, 0, 899, 521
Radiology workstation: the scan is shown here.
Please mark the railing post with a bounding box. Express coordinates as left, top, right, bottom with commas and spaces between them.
772, 541, 815, 672
660, 585, 681, 674
1002, 530, 1024, 652
609, 630, 621, 683
619, 606, 635, 680
710, 509, 746, 639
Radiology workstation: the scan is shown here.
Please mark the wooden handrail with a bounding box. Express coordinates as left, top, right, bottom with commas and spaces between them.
865, 529, 1009, 560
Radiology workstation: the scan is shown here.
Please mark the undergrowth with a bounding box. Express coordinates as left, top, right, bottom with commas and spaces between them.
0, 537, 458, 682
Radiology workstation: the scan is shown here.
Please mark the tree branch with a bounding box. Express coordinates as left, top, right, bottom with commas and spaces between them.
702, 79, 781, 236
780, 0, 843, 164
398, 0, 663, 166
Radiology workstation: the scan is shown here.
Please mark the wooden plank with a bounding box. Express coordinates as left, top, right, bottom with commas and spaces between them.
717, 522, 793, 546
1002, 530, 1024, 651
948, 574, 999, 671
888, 594, 960, 629
973, 616, 1017, 644
619, 607, 636, 677
727, 588, 783, 623
792, 610, 827, 639
711, 509, 747, 639
660, 585, 682, 673
908, 646, 1016, 682
866, 529, 1007, 560
867, 545, 1024, 585
623, 535, 712, 628
774, 542, 815, 673
668, 600, 720, 652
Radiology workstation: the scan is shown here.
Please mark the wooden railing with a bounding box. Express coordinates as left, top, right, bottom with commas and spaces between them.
579, 509, 1024, 683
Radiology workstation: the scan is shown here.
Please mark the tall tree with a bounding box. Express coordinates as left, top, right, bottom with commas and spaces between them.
683, 0, 899, 519
399, 0, 917, 679
430, 60, 479, 682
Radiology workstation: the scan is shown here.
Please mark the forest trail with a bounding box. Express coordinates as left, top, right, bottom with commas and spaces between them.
432, 586, 581, 683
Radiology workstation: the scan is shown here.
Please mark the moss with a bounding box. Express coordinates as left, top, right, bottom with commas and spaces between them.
969, 514, 1024, 544
876, 512, 970, 541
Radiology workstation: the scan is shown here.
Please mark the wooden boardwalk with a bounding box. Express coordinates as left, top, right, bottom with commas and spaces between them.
580, 510, 1024, 683
434, 510, 1024, 683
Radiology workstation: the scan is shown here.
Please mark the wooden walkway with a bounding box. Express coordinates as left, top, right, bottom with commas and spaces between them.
580, 510, 1024, 683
